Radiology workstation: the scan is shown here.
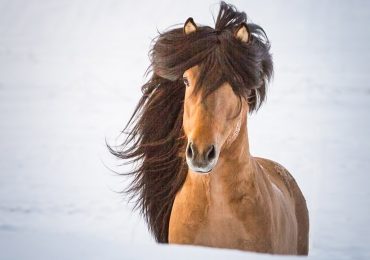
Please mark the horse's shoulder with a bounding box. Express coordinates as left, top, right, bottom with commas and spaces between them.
253, 157, 296, 197
253, 157, 309, 254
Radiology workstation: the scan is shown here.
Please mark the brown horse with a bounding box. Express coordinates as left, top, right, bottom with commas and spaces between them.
109, 1, 309, 255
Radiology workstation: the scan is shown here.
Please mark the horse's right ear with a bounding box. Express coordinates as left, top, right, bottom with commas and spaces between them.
184, 17, 197, 35
235, 23, 250, 43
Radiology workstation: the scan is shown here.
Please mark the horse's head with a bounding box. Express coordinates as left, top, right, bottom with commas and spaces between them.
183, 65, 246, 173
181, 18, 268, 174
152, 6, 273, 175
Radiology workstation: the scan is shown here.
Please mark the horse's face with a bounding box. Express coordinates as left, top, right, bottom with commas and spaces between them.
182, 66, 244, 173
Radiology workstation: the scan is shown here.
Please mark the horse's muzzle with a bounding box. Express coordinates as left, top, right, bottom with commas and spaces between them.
185, 141, 218, 173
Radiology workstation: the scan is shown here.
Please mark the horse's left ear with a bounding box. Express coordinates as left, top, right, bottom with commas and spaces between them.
184, 17, 197, 35
235, 23, 250, 43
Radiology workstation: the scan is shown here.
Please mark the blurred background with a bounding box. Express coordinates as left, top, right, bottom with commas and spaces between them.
0, 0, 369, 259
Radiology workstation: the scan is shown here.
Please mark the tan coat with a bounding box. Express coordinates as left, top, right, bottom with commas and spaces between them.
169, 112, 309, 255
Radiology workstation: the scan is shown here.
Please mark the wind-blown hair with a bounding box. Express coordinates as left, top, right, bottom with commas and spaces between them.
108, 1, 273, 243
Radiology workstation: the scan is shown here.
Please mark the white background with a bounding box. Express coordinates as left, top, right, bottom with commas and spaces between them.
0, 0, 369, 259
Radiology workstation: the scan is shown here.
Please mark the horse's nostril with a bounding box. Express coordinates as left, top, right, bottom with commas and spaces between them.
186, 142, 194, 159
206, 145, 216, 161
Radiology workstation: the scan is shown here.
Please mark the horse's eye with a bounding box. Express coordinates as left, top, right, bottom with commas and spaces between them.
183, 77, 190, 87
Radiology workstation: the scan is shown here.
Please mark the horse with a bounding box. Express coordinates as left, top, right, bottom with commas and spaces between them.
109, 1, 309, 255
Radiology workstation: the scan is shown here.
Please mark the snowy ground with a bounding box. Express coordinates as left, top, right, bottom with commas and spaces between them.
0, 0, 369, 259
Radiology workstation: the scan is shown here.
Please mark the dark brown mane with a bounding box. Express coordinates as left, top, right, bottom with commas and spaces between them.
108, 1, 273, 243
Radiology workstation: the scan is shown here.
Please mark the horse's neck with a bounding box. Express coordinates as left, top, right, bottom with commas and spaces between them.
192, 115, 267, 202
217, 118, 258, 195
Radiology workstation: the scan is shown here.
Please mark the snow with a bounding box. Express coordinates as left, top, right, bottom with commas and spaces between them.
0, 0, 369, 259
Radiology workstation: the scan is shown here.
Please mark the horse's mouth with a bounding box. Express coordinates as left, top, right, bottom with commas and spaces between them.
186, 159, 216, 174
193, 168, 212, 174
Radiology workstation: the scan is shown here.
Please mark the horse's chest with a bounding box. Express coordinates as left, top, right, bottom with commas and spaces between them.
169, 176, 270, 251
194, 203, 249, 248
192, 194, 268, 250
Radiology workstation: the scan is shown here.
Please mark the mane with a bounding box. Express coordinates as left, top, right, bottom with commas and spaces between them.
108, 1, 273, 243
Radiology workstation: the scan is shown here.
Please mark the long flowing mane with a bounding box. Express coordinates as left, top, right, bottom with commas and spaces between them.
108, 1, 273, 243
